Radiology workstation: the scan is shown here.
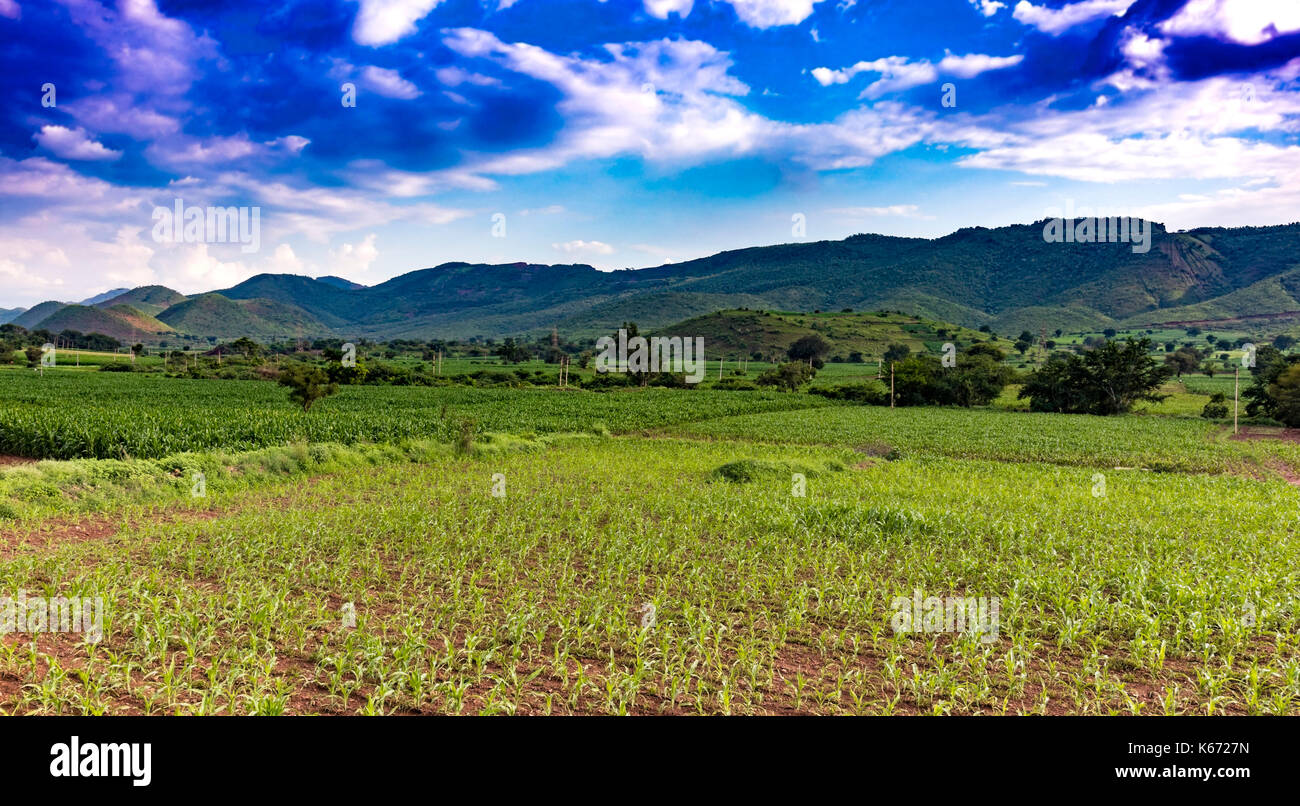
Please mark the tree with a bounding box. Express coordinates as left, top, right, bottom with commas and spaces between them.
755, 362, 815, 392
1103, 328, 1117, 339
1163, 347, 1200, 378
25, 346, 42, 367
1018, 330, 1035, 345
278, 364, 339, 411
1201, 361, 1217, 378
494, 337, 531, 364
787, 335, 830, 362
1201, 392, 1228, 420
883, 343, 910, 363
229, 337, 262, 358
1019, 338, 1172, 415
1275, 335, 1296, 351
132, 343, 144, 357
1014, 339, 1031, 355
1267, 364, 1300, 427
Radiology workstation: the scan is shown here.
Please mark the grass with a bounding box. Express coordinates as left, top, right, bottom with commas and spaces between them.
0, 367, 834, 460
671, 402, 1298, 474
2, 436, 1297, 715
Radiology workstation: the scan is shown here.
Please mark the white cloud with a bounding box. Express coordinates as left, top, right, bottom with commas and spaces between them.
969, 0, 1005, 17
0, 0, 19, 21
351, 0, 445, 46
360, 65, 421, 98
330, 234, 380, 276
64, 95, 180, 139
33, 126, 122, 161
1012, 0, 1135, 36
724, 0, 826, 28
553, 239, 614, 256
812, 52, 1022, 97
826, 204, 923, 217
441, 29, 936, 176
435, 66, 500, 86
938, 52, 1025, 78
1160, 0, 1300, 45
644, 0, 693, 18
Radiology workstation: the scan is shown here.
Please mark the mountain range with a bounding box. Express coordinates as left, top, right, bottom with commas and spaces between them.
7, 220, 1299, 343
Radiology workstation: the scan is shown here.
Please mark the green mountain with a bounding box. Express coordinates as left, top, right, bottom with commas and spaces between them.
0, 307, 26, 325
11, 301, 68, 330
34, 304, 174, 343
96, 286, 188, 317
79, 288, 131, 306
652, 309, 1013, 361
9, 220, 1298, 342
157, 293, 329, 341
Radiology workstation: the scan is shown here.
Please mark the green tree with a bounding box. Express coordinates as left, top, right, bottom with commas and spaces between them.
787, 335, 830, 362
883, 343, 910, 363
1201, 392, 1228, 420
278, 364, 339, 411
1019, 338, 1172, 415
755, 362, 815, 392
1268, 364, 1300, 426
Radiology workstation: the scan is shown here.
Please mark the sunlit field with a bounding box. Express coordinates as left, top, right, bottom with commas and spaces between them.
2, 360, 1299, 715
2, 436, 1297, 715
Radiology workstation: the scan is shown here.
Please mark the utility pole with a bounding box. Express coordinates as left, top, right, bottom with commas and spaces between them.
1234, 366, 1240, 435
890, 362, 896, 409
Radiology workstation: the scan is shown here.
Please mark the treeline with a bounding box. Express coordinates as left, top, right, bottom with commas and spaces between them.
0, 324, 123, 363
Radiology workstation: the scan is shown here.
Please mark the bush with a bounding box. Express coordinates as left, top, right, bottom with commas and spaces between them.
1201, 392, 1229, 420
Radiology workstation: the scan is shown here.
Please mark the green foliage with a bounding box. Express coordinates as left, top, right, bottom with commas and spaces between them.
756, 361, 816, 392
277, 364, 339, 411
1201, 392, 1229, 420
0, 370, 832, 459
1020, 339, 1173, 415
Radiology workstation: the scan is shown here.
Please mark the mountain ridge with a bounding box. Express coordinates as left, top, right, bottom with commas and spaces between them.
7, 220, 1299, 342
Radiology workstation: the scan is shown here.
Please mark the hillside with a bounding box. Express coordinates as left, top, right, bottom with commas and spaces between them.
652, 309, 1014, 361
79, 287, 131, 305
315, 275, 365, 290
8, 220, 1298, 342
157, 293, 330, 340
97, 285, 188, 317
34, 304, 173, 343
11, 301, 68, 330
0, 307, 25, 325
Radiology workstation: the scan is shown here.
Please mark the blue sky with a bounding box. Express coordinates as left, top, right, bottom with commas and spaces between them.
1, 0, 1299, 305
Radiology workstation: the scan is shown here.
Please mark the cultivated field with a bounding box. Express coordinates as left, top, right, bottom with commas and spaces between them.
1, 366, 1298, 715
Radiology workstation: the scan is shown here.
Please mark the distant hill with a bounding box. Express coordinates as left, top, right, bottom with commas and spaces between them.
96, 286, 188, 317
652, 309, 1013, 361
315, 275, 365, 290
157, 293, 329, 340
79, 288, 131, 306
11, 301, 68, 330
7, 220, 1299, 342
0, 307, 26, 325
35, 304, 173, 343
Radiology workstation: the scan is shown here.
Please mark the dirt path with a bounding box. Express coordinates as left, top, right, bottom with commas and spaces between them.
1227, 426, 1300, 486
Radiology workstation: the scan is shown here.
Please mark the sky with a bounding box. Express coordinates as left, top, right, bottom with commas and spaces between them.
1, 0, 1299, 306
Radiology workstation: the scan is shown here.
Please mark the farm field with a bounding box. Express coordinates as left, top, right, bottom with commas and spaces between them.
0, 368, 834, 460
2, 436, 1297, 715
673, 401, 1300, 474
2, 364, 1298, 716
